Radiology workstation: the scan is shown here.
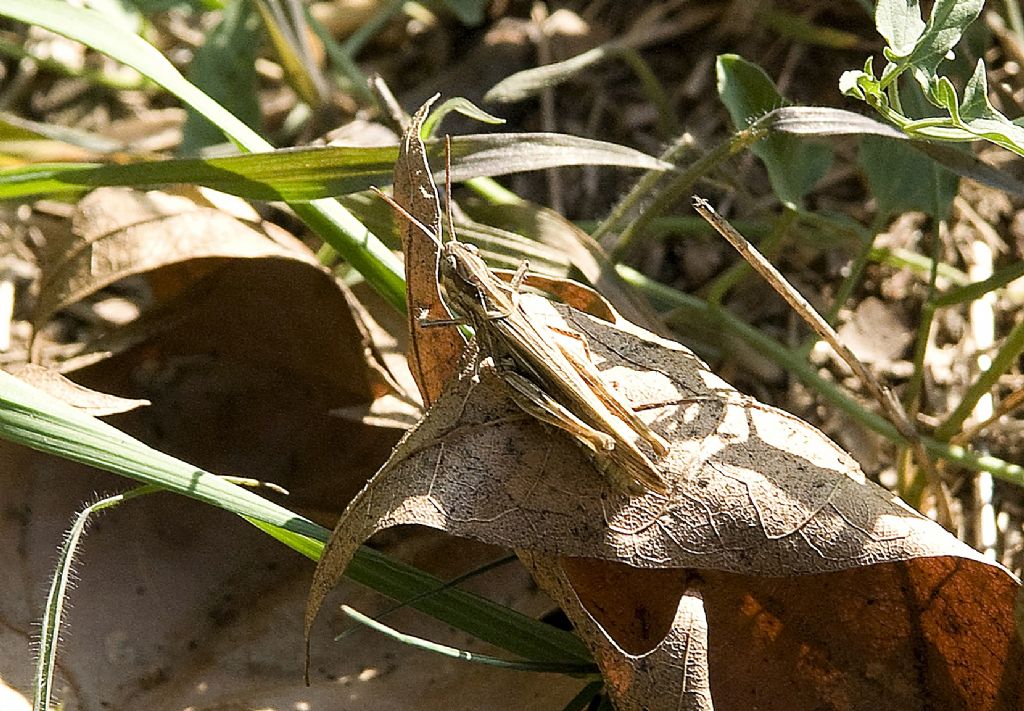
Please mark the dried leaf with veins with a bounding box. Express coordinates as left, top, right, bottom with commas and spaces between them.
307, 294, 1024, 710
2, 187, 434, 709
393, 98, 464, 407
34, 186, 310, 334
8, 363, 149, 415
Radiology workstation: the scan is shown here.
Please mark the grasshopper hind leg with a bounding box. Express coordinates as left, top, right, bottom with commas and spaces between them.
495, 369, 615, 454
495, 368, 671, 496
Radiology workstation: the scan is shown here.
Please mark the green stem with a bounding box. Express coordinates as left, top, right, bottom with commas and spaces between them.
870, 246, 969, 285
935, 316, 1024, 441
591, 132, 694, 251
34, 486, 160, 711
615, 47, 680, 139
600, 126, 766, 257
616, 265, 1024, 486
905, 222, 943, 416
932, 259, 1024, 307
903, 302, 935, 412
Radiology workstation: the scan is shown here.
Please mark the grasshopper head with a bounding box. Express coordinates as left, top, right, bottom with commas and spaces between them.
439, 240, 495, 316
441, 241, 485, 286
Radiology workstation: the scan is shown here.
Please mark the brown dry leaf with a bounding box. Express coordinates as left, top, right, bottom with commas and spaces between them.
836, 296, 913, 367
522, 554, 713, 711
498, 267, 621, 323
66, 256, 401, 519
6, 362, 149, 415
2, 210, 498, 707
329, 281, 425, 428
0, 446, 576, 710
32, 186, 313, 337
307, 293, 1023, 710
394, 99, 464, 407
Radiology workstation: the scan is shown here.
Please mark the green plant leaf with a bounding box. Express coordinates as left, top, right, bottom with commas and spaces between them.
485, 46, 612, 104
0, 133, 674, 201
875, 0, 925, 57
883, 0, 984, 76
912, 0, 984, 72
716, 54, 832, 206
859, 134, 958, 220
422, 96, 506, 138
905, 60, 1024, 156
960, 58, 992, 121
181, 0, 262, 153
911, 141, 1024, 196
930, 75, 960, 119
717, 54, 783, 124
759, 106, 1024, 198
760, 106, 906, 138
840, 57, 883, 102
847, 0, 1004, 163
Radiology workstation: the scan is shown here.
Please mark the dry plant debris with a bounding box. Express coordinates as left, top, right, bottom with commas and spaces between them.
308, 289, 1023, 710
305, 114, 1024, 710
2, 1, 1024, 710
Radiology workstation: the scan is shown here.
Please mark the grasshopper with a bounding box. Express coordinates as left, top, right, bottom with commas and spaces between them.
377, 138, 670, 494
434, 237, 671, 494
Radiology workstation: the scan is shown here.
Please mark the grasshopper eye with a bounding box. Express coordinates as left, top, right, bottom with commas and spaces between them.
440, 252, 459, 278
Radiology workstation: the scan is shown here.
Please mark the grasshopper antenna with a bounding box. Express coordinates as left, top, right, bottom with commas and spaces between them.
370, 186, 442, 248
444, 134, 457, 244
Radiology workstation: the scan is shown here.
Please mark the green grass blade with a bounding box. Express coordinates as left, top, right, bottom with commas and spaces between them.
0, 369, 325, 537
934, 317, 1024, 441
1, 0, 266, 151
181, 0, 262, 153
0, 133, 674, 202
34, 486, 159, 711
0, 0, 406, 311
0, 370, 591, 664
340, 605, 598, 674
